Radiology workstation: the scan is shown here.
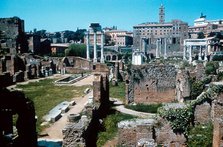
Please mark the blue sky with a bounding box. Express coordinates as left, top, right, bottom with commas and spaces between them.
0, 0, 222, 32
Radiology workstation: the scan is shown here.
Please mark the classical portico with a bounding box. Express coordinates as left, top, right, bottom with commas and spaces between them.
85, 23, 105, 63
183, 38, 215, 62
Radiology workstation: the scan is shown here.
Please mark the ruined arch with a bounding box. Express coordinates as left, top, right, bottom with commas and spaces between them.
0, 88, 37, 147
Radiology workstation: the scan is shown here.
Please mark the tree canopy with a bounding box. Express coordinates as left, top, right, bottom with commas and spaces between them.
65, 44, 86, 58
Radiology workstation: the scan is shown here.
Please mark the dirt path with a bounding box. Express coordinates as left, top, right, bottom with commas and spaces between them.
39, 75, 94, 140
111, 98, 156, 119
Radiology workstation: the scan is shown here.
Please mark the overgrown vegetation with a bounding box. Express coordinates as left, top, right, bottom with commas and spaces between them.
125, 103, 162, 113
97, 111, 135, 147
158, 84, 223, 134
158, 105, 193, 133
109, 82, 125, 101
65, 44, 87, 57
190, 77, 205, 100
16, 79, 91, 132
187, 122, 213, 147
205, 61, 219, 75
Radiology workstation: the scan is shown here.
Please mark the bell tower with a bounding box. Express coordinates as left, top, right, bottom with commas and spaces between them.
159, 4, 165, 24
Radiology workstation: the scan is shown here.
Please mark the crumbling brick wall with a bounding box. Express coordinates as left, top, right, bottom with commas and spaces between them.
127, 64, 177, 104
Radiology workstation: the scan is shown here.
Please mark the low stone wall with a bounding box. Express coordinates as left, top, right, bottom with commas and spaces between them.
117, 119, 156, 146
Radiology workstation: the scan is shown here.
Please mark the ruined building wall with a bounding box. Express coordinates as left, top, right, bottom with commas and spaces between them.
127, 64, 177, 104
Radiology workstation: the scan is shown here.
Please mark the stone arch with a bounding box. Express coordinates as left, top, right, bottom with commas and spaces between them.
112, 55, 117, 61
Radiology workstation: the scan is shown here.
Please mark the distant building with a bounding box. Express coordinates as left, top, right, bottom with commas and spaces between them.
51, 43, 69, 56
0, 17, 28, 54
133, 4, 188, 55
189, 14, 223, 38
105, 30, 133, 46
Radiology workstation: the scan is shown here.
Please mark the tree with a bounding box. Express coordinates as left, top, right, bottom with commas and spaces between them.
197, 32, 205, 39
66, 44, 86, 58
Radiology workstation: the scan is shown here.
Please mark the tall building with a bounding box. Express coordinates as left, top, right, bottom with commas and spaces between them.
189, 14, 223, 38
133, 4, 188, 55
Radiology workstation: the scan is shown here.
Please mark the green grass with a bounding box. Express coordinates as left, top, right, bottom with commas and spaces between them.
125, 103, 163, 113
97, 111, 135, 147
16, 78, 91, 133
109, 82, 125, 101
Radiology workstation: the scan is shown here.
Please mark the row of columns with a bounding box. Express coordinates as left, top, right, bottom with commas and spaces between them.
86, 31, 104, 63
155, 38, 167, 59
183, 44, 208, 62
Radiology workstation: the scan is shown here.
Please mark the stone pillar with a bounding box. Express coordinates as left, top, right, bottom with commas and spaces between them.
142, 38, 147, 54
189, 45, 192, 63
204, 42, 208, 61
164, 38, 167, 59
156, 39, 160, 58
93, 31, 97, 63
183, 45, 187, 60
86, 32, 90, 60
198, 46, 202, 60
100, 31, 105, 63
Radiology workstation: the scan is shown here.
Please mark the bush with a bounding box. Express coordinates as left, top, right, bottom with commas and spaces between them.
190, 77, 205, 100
205, 61, 219, 75
187, 122, 213, 147
125, 103, 162, 113
217, 72, 223, 81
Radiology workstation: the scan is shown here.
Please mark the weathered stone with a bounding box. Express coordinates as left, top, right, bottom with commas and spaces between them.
194, 102, 211, 125
127, 64, 177, 104
117, 119, 156, 146
176, 69, 191, 102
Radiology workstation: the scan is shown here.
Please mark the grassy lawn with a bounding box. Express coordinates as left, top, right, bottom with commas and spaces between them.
16, 78, 91, 133
125, 103, 163, 113
109, 82, 125, 101
97, 111, 135, 147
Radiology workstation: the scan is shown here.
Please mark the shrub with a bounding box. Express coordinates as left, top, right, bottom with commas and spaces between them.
190, 77, 205, 100
217, 72, 223, 81
205, 61, 219, 75
187, 122, 213, 147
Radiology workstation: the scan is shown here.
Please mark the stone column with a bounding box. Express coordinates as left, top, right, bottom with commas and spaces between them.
189, 45, 192, 63
86, 31, 90, 60
204, 41, 208, 61
198, 45, 202, 60
100, 31, 105, 63
156, 39, 160, 58
93, 31, 97, 63
183, 40, 186, 60
164, 38, 167, 59
142, 38, 146, 54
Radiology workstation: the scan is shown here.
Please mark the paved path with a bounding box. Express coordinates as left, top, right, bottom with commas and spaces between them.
111, 98, 156, 119
40, 91, 93, 140
39, 75, 94, 140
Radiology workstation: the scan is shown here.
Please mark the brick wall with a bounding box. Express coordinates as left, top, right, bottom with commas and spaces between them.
127, 64, 177, 104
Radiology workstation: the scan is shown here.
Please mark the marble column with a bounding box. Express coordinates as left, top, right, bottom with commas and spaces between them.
189, 45, 192, 63
142, 38, 146, 54
86, 32, 90, 60
198, 45, 202, 60
204, 41, 208, 61
100, 31, 105, 63
164, 38, 167, 59
156, 39, 160, 58
183, 45, 187, 60
93, 31, 97, 63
